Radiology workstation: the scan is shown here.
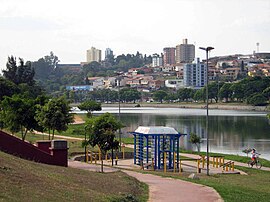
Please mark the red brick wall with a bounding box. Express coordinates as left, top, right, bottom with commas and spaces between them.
0, 130, 67, 167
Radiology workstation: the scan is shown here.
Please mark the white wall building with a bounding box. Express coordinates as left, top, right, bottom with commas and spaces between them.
183, 58, 206, 88
87, 47, 102, 63
152, 54, 163, 67
165, 79, 184, 89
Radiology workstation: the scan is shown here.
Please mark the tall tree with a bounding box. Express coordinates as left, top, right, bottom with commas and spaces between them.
219, 83, 232, 102
0, 77, 18, 101
35, 97, 74, 139
0, 95, 40, 141
3, 56, 35, 85
86, 113, 121, 172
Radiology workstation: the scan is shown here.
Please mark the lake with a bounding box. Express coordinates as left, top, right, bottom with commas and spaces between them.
87, 107, 270, 160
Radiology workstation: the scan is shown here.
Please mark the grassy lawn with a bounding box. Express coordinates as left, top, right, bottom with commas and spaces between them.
140, 166, 270, 202
181, 150, 270, 168
0, 151, 148, 202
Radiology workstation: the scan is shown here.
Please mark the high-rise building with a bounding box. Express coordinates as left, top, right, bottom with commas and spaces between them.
176, 39, 195, 63
163, 47, 176, 65
183, 58, 206, 88
105, 48, 113, 60
152, 53, 163, 67
86, 47, 102, 63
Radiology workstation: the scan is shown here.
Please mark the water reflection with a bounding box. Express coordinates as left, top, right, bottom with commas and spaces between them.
92, 107, 270, 160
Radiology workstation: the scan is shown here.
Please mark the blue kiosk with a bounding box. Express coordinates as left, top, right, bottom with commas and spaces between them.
130, 126, 183, 170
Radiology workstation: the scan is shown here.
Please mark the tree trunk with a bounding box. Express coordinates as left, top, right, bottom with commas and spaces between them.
52, 129, 55, 140
111, 149, 114, 166
101, 159, 104, 173
21, 126, 24, 141
48, 129, 51, 140
22, 129, 28, 141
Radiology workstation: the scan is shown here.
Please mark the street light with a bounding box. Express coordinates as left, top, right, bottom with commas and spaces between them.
84, 125, 88, 162
199, 46, 214, 176
117, 76, 122, 151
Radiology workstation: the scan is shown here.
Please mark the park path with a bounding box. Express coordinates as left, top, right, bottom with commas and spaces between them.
124, 170, 222, 202
68, 159, 223, 202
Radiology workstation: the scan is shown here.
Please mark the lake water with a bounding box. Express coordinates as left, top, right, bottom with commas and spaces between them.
87, 107, 270, 160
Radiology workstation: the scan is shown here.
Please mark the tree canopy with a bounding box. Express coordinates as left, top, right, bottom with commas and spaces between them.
86, 113, 121, 172
3, 56, 35, 85
78, 100, 102, 118
35, 97, 74, 139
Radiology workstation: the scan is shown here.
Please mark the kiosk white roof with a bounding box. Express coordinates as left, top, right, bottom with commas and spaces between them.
135, 126, 179, 135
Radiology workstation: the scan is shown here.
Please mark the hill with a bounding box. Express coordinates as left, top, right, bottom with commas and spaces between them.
0, 151, 148, 202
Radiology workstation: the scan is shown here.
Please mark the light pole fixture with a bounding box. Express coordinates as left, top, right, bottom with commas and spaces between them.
199, 46, 214, 176
117, 76, 122, 151
84, 125, 87, 162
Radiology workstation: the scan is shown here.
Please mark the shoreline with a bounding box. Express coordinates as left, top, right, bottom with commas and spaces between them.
101, 103, 270, 112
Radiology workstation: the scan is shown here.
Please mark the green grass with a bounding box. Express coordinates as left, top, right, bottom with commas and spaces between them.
140, 166, 270, 202
181, 150, 270, 168
0, 151, 148, 202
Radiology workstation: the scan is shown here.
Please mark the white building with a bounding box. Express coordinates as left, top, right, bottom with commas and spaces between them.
152, 54, 163, 67
86, 47, 102, 63
165, 79, 184, 89
183, 58, 206, 88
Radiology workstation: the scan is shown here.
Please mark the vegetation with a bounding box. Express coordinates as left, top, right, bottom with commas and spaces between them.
35, 97, 74, 140
0, 151, 148, 202
0, 95, 41, 140
78, 100, 102, 118
85, 113, 122, 172
189, 133, 202, 153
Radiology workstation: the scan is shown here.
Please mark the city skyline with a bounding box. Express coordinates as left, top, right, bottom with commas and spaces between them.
0, 0, 269, 70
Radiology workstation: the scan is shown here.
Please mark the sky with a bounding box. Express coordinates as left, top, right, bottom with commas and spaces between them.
0, 0, 269, 70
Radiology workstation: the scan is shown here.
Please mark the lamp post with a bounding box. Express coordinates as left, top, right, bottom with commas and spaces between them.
117, 77, 122, 151
199, 46, 214, 176
84, 125, 87, 162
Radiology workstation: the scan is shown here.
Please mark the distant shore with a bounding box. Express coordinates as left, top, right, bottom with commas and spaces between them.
101, 103, 270, 112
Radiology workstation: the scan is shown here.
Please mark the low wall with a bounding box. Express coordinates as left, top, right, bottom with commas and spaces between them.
0, 130, 67, 167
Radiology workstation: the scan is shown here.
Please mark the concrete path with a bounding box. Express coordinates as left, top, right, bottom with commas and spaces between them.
68, 160, 118, 173
68, 159, 223, 202
124, 170, 223, 202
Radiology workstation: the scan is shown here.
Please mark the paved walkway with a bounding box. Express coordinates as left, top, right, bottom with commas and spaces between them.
69, 159, 223, 202
124, 170, 222, 202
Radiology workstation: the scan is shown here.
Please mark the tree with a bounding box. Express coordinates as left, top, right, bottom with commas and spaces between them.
35, 97, 74, 139
0, 95, 40, 141
78, 100, 102, 118
120, 88, 141, 103
3, 56, 35, 85
153, 90, 167, 103
0, 77, 18, 101
263, 86, 270, 102
247, 93, 267, 106
189, 133, 202, 153
177, 88, 194, 102
219, 83, 232, 102
193, 88, 205, 102
86, 113, 121, 172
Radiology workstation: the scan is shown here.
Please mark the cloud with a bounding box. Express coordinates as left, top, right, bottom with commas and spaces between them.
0, 16, 64, 31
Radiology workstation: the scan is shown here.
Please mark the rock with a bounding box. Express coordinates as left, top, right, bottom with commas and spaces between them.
188, 173, 200, 180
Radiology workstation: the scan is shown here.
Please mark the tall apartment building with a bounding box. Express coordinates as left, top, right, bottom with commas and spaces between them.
183, 58, 206, 88
86, 47, 102, 63
163, 47, 176, 65
105, 48, 113, 59
176, 39, 195, 63
152, 53, 163, 67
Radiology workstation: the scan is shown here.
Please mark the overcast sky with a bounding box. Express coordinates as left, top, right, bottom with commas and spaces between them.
0, 0, 269, 70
